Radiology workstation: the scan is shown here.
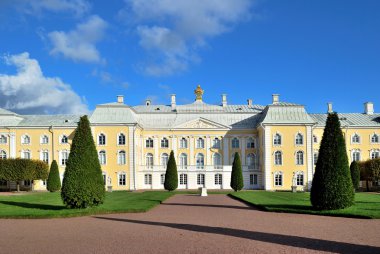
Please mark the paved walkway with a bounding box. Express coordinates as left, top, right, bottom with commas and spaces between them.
0, 194, 379, 254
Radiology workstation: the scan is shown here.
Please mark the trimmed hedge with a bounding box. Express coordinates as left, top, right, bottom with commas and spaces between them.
47, 160, 61, 192
61, 115, 105, 208
350, 161, 360, 191
230, 152, 244, 192
310, 113, 354, 210
0, 158, 48, 191
359, 158, 380, 191
164, 150, 178, 191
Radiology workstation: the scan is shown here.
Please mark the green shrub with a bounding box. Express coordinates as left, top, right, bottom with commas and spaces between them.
310, 113, 354, 210
350, 161, 360, 191
47, 160, 61, 192
230, 152, 244, 192
61, 115, 105, 208
164, 151, 178, 191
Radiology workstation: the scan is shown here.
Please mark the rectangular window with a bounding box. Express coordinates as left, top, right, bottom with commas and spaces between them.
274, 173, 282, 186
103, 174, 106, 185
197, 174, 205, 186
212, 138, 221, 149
161, 174, 165, 185
42, 151, 49, 164
61, 151, 68, 166
146, 139, 154, 148
145, 174, 152, 185
297, 174, 304, 186
214, 174, 222, 185
180, 174, 188, 185
119, 173, 126, 186
254, 174, 258, 185
250, 174, 254, 185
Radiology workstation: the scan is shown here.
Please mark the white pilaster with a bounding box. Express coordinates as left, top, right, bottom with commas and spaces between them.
306, 126, 313, 190
223, 137, 229, 165
206, 136, 211, 165
241, 137, 246, 165
264, 126, 272, 190
172, 136, 177, 156
10, 133, 16, 158
154, 136, 159, 165
128, 126, 136, 190
189, 136, 194, 165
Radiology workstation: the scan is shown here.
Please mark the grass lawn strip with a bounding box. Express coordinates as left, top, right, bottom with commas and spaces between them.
229, 191, 380, 219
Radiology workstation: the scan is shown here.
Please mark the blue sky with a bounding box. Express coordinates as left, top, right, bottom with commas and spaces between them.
0, 0, 379, 115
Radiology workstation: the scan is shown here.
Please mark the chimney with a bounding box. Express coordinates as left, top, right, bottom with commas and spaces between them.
222, 94, 227, 107
272, 94, 280, 104
145, 99, 151, 106
117, 95, 124, 104
247, 99, 253, 106
364, 102, 374, 115
171, 94, 176, 110
327, 102, 333, 113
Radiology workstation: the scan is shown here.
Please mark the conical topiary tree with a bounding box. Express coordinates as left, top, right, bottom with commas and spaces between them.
310, 113, 354, 210
230, 152, 244, 192
164, 150, 178, 191
350, 161, 360, 191
61, 115, 105, 208
47, 160, 61, 192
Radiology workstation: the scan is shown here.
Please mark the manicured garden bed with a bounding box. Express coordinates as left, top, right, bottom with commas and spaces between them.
0, 191, 174, 218
229, 191, 380, 219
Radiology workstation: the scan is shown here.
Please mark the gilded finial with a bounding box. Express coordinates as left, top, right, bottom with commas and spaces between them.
194, 85, 204, 101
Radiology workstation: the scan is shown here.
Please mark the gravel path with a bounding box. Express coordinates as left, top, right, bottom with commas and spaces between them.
0, 194, 379, 254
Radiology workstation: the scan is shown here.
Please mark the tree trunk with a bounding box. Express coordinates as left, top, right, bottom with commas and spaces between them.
16, 181, 20, 192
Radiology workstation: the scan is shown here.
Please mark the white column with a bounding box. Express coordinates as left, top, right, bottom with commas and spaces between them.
10, 133, 16, 158
128, 126, 136, 190
141, 136, 144, 167
172, 136, 177, 156
264, 126, 272, 190
154, 136, 159, 165
206, 136, 211, 166
223, 137, 229, 165
306, 126, 313, 190
241, 137, 246, 165
189, 136, 194, 165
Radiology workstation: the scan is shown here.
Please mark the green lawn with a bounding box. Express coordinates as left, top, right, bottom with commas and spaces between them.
230, 191, 380, 219
0, 191, 174, 219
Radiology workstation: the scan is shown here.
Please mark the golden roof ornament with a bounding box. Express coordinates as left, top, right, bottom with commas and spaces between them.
194, 85, 204, 101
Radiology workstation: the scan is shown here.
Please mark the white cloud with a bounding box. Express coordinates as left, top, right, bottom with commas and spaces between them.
0, 52, 88, 114
48, 15, 107, 63
20, 0, 91, 17
123, 0, 253, 76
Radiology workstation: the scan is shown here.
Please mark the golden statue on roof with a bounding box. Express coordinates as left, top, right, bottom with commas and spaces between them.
194, 85, 204, 101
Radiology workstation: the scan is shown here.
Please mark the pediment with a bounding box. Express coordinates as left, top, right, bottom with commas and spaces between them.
173, 117, 230, 130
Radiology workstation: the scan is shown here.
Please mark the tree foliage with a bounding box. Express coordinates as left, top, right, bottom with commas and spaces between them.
230, 152, 244, 192
359, 158, 380, 191
310, 113, 354, 210
47, 160, 61, 192
350, 161, 360, 191
61, 115, 105, 208
164, 150, 178, 191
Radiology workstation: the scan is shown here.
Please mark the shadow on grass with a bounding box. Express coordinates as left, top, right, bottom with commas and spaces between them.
162, 203, 254, 210
94, 217, 380, 254
0, 201, 66, 211
264, 204, 314, 211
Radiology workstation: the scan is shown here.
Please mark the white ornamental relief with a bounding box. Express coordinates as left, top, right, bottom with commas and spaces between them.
186, 120, 215, 129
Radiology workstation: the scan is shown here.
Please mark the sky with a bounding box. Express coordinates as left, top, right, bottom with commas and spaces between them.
0, 0, 379, 115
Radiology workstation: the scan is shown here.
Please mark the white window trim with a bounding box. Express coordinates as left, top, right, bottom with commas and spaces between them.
59, 149, 69, 166
231, 137, 240, 149
351, 133, 361, 145
117, 171, 127, 186
117, 133, 126, 146
98, 150, 107, 165
146, 153, 154, 168
146, 137, 154, 148
117, 150, 127, 165
370, 133, 379, 144
161, 137, 169, 148
273, 132, 282, 146
39, 149, 49, 163
59, 134, 69, 145
40, 134, 49, 145
370, 149, 380, 159
179, 137, 188, 149
295, 150, 304, 165
0, 134, 8, 144
294, 132, 304, 146
97, 133, 106, 146
21, 134, 31, 145
274, 171, 283, 187
295, 171, 304, 186
21, 149, 31, 159
351, 149, 361, 162
274, 150, 283, 166
313, 135, 318, 144
246, 137, 255, 149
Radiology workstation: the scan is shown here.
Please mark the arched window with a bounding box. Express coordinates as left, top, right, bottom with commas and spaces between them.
41, 150, 49, 164
98, 134, 106, 145
352, 150, 361, 162
0, 150, 7, 159
352, 134, 360, 144
371, 150, 380, 159
0, 135, 7, 144
180, 138, 187, 148
146, 153, 154, 169
118, 150, 126, 165
146, 138, 154, 148
296, 172, 304, 186
232, 138, 239, 148
213, 153, 222, 169
274, 171, 283, 186
61, 135, 69, 144
22, 135, 30, 144
313, 135, 318, 143
212, 138, 221, 148
196, 153, 204, 169
161, 138, 169, 148
118, 133, 126, 145
371, 134, 379, 143
22, 150, 31, 159
41, 135, 49, 144
273, 134, 281, 145
274, 151, 282, 165
314, 152, 319, 165
196, 138, 205, 149
99, 150, 106, 165
179, 153, 188, 169
296, 151, 304, 165
247, 153, 257, 169
247, 138, 255, 148
295, 133, 303, 145
161, 153, 169, 167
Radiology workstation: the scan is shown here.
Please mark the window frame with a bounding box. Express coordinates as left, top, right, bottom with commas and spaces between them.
295, 133, 304, 145
231, 138, 240, 149
161, 138, 169, 148
273, 133, 282, 146
274, 171, 283, 186
274, 151, 282, 165
118, 133, 126, 146
98, 133, 106, 146
296, 151, 304, 165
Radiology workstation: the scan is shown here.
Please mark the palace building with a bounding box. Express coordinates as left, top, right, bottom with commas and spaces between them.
0, 85, 379, 191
